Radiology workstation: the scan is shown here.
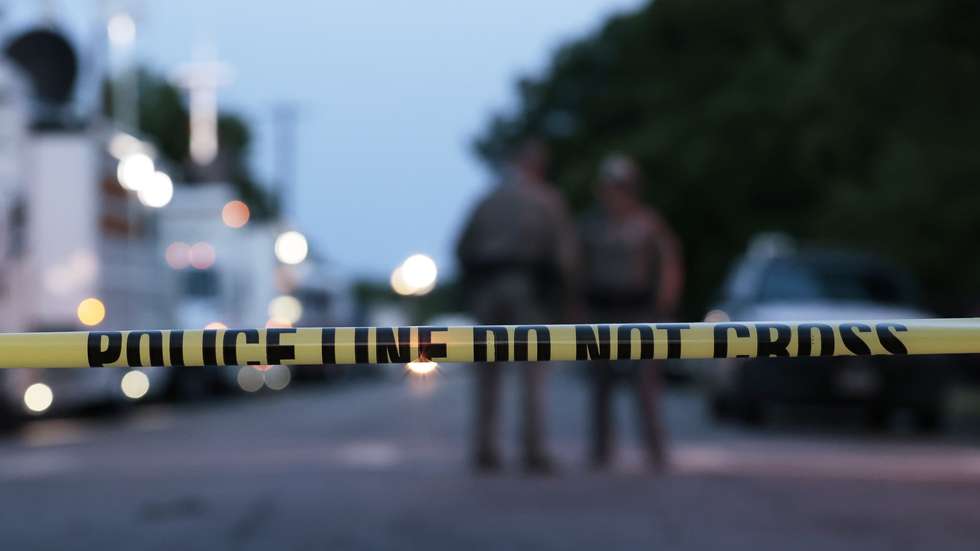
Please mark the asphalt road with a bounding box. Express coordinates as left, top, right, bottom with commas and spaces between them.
2, 367, 980, 550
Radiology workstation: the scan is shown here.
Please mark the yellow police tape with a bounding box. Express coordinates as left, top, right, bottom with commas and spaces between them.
0, 318, 977, 368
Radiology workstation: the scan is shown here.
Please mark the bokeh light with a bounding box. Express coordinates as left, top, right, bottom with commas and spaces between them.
237, 367, 264, 392
390, 266, 414, 296
116, 152, 154, 191
406, 361, 438, 376
221, 200, 250, 228
204, 321, 227, 330
108, 132, 143, 160
165, 242, 191, 269
401, 254, 438, 292
274, 231, 308, 265
137, 171, 173, 208
264, 365, 291, 391
121, 371, 150, 400
189, 242, 216, 269
77, 297, 106, 326
268, 295, 303, 325
390, 254, 438, 296
23, 383, 53, 413
44, 250, 98, 296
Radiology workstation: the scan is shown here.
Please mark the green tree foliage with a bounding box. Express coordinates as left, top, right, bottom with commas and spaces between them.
475, 0, 980, 314
105, 69, 278, 219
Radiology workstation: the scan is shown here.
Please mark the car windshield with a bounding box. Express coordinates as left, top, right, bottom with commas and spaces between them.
759, 257, 914, 304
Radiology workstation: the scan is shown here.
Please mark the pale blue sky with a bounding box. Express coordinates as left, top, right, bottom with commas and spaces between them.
6, 0, 644, 279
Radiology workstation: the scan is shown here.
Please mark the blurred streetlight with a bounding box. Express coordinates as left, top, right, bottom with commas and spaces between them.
137, 171, 173, 208
116, 152, 154, 191
274, 231, 308, 265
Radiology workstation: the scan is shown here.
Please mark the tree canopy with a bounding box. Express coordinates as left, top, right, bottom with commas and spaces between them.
475, 0, 980, 315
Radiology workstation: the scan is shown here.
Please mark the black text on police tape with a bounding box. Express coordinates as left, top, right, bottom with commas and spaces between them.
85, 322, 909, 367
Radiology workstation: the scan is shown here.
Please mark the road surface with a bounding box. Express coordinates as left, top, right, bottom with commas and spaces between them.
2, 366, 979, 550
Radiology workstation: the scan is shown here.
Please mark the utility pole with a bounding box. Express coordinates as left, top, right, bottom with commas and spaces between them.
272, 102, 299, 217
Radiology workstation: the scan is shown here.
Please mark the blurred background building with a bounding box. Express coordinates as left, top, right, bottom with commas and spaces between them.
0, 10, 354, 411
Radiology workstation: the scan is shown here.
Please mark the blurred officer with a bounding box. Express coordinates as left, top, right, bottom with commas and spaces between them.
579, 153, 683, 470
456, 140, 578, 474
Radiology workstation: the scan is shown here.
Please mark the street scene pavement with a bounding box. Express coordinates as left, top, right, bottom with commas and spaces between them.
2, 369, 980, 550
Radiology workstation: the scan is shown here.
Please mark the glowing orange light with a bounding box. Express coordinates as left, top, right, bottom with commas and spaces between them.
221, 200, 250, 229
204, 321, 227, 330
265, 318, 293, 329
77, 298, 106, 326
165, 242, 191, 269
406, 361, 438, 376
189, 242, 216, 269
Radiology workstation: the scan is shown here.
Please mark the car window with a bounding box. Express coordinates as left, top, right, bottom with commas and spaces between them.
759, 258, 914, 304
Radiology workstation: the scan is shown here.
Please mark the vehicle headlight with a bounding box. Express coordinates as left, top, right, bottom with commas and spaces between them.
121, 371, 150, 400
704, 309, 730, 323
24, 383, 53, 413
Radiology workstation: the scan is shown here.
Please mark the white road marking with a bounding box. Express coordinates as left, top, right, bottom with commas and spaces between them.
0, 451, 76, 481
672, 442, 980, 482
334, 441, 403, 468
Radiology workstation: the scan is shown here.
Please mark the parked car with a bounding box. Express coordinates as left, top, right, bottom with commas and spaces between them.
701, 243, 955, 430
0, 326, 163, 428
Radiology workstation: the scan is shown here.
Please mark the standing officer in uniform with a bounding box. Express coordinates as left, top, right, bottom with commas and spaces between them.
579, 153, 683, 471
456, 140, 578, 473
